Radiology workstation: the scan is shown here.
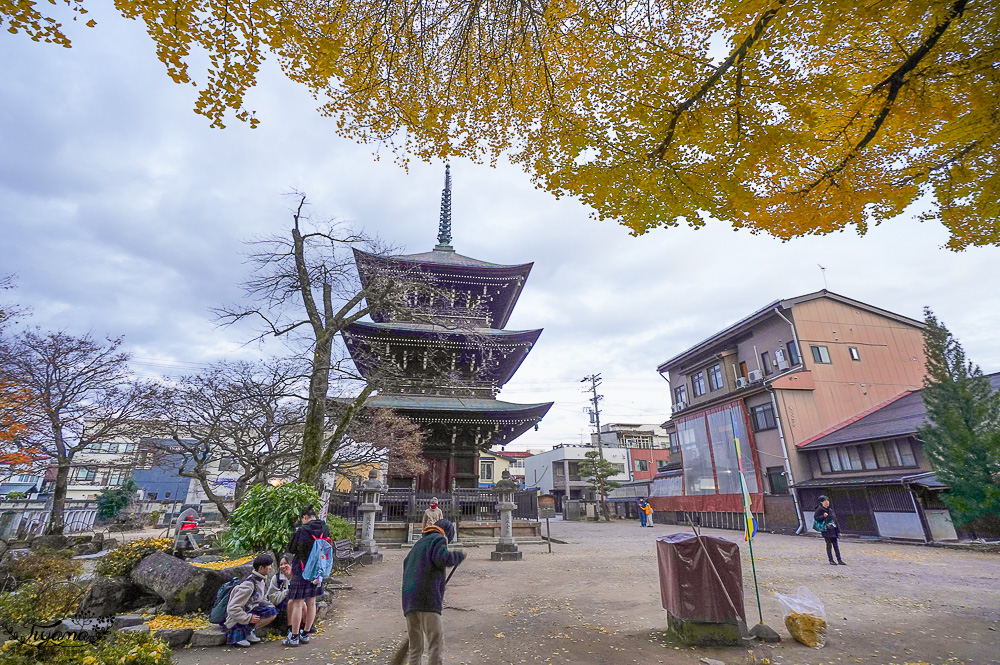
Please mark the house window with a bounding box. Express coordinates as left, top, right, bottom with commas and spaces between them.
766, 466, 789, 494
750, 404, 777, 432
691, 372, 707, 397
610, 463, 626, 474
810, 345, 832, 364
107, 469, 128, 486
668, 432, 680, 454
219, 457, 237, 472
635, 459, 648, 472
480, 460, 494, 481
147, 492, 158, 500
896, 439, 917, 466
708, 364, 724, 391
72, 467, 97, 482
849, 346, 861, 361
761, 352, 772, 375
673, 385, 687, 406
739, 361, 748, 378
787, 341, 800, 366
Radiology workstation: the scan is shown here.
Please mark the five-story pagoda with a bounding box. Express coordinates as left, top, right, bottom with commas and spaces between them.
342, 167, 552, 492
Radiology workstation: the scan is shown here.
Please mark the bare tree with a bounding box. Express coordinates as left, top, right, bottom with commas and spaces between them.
0, 330, 157, 534
329, 407, 428, 484
218, 194, 507, 491
218, 195, 440, 488
152, 359, 304, 519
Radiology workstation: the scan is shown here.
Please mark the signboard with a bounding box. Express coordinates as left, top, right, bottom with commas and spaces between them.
538, 494, 556, 518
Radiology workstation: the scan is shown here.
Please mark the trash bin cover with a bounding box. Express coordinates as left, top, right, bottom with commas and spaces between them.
656, 533, 745, 623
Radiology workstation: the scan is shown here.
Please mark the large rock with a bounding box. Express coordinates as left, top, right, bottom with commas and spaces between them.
30, 534, 70, 551
153, 628, 193, 647
78, 576, 146, 619
189, 627, 227, 647
130, 551, 227, 614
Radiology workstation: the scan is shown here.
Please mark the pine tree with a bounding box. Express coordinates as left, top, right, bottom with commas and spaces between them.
918, 308, 1000, 534
578, 450, 622, 522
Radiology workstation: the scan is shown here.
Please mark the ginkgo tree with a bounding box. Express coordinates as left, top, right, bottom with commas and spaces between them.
4, 1, 997, 249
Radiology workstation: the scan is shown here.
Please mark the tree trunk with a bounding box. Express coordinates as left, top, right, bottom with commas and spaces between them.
188, 471, 231, 520
47, 462, 70, 535
299, 333, 334, 486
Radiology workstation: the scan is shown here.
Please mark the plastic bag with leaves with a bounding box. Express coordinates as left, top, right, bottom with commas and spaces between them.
774, 586, 827, 648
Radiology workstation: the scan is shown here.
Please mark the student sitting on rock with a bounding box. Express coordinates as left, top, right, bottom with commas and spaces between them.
267, 553, 293, 612
224, 553, 280, 647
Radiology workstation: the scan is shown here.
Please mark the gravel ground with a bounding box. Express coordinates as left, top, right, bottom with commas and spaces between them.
174, 519, 1000, 665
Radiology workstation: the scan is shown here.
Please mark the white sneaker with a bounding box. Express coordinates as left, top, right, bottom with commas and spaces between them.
247, 631, 262, 643
234, 640, 252, 647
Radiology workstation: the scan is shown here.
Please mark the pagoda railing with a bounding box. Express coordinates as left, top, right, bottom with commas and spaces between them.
326, 488, 539, 524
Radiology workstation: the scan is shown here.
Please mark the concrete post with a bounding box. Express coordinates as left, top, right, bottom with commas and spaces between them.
491, 470, 522, 561
358, 469, 384, 564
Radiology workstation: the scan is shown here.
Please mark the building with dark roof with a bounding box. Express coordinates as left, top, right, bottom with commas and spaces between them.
791, 372, 1000, 541
342, 167, 552, 491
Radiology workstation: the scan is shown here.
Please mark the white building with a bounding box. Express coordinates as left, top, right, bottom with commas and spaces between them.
523, 444, 630, 511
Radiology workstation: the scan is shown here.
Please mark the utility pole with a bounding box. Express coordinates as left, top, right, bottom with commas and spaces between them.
581, 373, 610, 521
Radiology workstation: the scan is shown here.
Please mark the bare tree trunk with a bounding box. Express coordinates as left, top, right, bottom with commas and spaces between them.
299, 333, 334, 486
47, 460, 70, 535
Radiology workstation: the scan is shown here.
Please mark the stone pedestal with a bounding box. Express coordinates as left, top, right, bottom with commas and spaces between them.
490, 540, 523, 561
491, 470, 522, 562
357, 469, 384, 564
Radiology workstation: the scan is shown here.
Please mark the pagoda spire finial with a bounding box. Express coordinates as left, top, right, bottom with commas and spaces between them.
435, 164, 453, 250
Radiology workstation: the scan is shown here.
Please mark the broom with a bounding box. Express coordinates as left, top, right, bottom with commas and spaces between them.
389, 561, 462, 665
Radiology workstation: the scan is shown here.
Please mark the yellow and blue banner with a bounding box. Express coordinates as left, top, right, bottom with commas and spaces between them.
730, 409, 757, 541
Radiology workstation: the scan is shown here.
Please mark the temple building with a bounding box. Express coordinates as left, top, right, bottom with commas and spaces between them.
342, 167, 552, 492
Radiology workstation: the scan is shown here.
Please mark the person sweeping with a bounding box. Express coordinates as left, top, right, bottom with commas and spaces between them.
391, 518, 464, 665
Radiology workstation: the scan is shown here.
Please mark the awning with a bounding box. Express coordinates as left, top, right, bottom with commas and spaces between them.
796, 472, 949, 490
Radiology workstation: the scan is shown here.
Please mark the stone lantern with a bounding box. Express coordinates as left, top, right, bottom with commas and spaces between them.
358, 469, 384, 564
491, 469, 522, 561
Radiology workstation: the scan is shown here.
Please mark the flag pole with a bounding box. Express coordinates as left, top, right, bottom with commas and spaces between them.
731, 408, 763, 624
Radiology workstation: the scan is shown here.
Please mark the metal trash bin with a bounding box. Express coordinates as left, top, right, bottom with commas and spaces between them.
656, 533, 747, 645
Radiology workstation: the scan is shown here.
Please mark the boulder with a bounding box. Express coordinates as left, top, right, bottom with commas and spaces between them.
153, 628, 193, 647
0, 540, 7, 561
77, 576, 146, 619
112, 614, 145, 629
189, 627, 227, 647
119, 624, 150, 634
30, 534, 70, 551
130, 551, 226, 614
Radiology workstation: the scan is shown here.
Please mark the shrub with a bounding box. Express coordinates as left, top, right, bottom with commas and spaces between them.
145, 510, 161, 527
0, 580, 86, 626
95, 478, 138, 522
10, 553, 83, 584
227, 483, 320, 559
0, 632, 171, 665
94, 537, 173, 577
327, 515, 354, 542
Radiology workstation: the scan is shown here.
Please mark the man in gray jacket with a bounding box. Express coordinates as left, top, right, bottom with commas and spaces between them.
225, 554, 279, 646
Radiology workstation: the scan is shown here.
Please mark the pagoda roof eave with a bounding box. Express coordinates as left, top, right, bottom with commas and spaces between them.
344, 320, 543, 342
353, 247, 533, 273
358, 395, 552, 416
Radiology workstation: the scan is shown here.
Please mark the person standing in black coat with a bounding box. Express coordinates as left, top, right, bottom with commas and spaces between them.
282, 505, 330, 646
815, 495, 846, 566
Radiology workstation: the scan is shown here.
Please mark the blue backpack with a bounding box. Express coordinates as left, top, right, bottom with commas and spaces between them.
302, 535, 334, 581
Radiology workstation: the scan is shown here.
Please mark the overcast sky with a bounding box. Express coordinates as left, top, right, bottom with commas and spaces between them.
2, 7, 998, 452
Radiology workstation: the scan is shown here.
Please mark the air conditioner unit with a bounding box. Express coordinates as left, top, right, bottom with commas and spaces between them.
776, 359, 790, 370
671, 402, 687, 414
736, 377, 750, 389
775, 349, 789, 370
748, 369, 763, 382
